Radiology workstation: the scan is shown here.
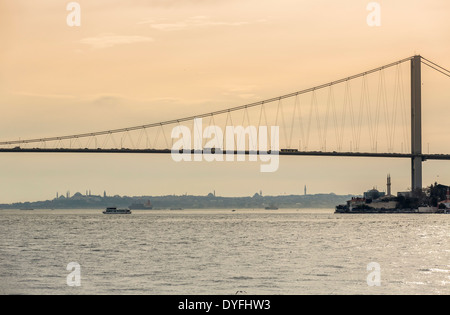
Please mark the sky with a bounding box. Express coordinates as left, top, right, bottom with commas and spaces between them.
0, 0, 450, 203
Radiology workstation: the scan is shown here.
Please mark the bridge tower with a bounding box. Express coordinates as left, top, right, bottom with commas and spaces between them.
411, 55, 422, 191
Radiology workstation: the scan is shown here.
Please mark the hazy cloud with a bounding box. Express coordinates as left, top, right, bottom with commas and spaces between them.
79, 34, 154, 49
139, 16, 267, 31
222, 85, 259, 93
221, 85, 259, 99
14, 91, 76, 99
91, 95, 124, 108
125, 0, 232, 8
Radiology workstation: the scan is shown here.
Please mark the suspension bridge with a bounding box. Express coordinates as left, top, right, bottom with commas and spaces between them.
1, 55, 450, 191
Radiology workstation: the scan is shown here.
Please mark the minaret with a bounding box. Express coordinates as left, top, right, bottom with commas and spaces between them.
387, 174, 392, 196
304, 185, 307, 196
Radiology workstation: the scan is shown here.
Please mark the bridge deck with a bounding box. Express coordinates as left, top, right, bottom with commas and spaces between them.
1, 148, 449, 160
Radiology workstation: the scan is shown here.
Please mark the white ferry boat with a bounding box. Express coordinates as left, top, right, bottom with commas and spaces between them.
103, 207, 131, 214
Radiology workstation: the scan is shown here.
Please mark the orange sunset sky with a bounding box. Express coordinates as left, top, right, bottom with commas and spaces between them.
0, 0, 450, 203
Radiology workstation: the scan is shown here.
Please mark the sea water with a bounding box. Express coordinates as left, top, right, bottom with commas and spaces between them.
0, 209, 448, 295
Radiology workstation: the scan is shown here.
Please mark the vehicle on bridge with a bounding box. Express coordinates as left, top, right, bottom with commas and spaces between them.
281, 149, 299, 153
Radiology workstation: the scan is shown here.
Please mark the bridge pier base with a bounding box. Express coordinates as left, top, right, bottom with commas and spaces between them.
411, 157, 422, 192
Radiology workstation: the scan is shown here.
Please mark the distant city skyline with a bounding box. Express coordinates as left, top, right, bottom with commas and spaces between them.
48, 171, 403, 201
0, 189, 353, 210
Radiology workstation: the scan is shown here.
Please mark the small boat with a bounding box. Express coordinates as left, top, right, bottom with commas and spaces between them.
265, 205, 279, 210
103, 207, 131, 214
